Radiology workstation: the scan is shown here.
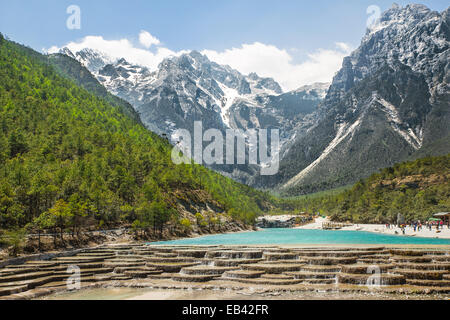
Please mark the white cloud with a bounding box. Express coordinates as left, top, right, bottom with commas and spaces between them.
202, 42, 353, 91
46, 31, 186, 71
139, 30, 160, 48
336, 42, 351, 52
46, 46, 60, 54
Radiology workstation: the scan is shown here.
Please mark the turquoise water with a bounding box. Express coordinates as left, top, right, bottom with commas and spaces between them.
154, 228, 450, 245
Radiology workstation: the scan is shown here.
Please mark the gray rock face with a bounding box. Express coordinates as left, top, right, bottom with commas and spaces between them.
327, 4, 449, 102
270, 4, 450, 195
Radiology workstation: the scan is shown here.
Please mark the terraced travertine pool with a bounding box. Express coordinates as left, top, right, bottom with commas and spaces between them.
1, 243, 447, 300
154, 229, 450, 245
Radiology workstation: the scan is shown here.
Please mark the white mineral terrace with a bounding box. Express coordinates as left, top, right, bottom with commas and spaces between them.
0, 243, 449, 300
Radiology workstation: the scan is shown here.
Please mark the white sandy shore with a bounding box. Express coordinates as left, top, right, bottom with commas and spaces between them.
296, 217, 450, 239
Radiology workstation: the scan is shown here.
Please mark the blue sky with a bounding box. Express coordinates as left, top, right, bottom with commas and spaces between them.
1, 0, 448, 90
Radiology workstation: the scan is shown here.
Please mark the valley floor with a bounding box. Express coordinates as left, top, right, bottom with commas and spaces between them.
297, 218, 450, 239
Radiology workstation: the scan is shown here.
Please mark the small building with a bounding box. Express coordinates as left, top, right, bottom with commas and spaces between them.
433, 212, 450, 225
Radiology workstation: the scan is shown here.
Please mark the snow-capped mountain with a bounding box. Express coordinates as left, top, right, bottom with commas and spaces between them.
59, 47, 116, 73
327, 3, 448, 102
59, 47, 325, 183
128, 50, 285, 137
263, 4, 450, 194
61, 48, 289, 133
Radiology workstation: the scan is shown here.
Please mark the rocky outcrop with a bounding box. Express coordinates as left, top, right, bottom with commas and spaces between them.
255, 215, 312, 228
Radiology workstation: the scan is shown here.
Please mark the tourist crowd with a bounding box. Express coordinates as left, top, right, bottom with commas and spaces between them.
385, 219, 449, 235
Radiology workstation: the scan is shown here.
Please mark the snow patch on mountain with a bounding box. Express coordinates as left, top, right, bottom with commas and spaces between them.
293, 82, 330, 100
284, 116, 363, 188
217, 83, 241, 127
372, 93, 423, 149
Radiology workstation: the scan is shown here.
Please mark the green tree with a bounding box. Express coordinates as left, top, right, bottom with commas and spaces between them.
0, 228, 26, 257
48, 199, 72, 242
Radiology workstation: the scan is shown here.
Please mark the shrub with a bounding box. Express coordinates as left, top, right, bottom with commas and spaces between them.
0, 228, 26, 257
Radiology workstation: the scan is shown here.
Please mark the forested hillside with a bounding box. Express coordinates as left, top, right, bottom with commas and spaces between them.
291, 154, 449, 223
0, 34, 274, 241
47, 52, 142, 124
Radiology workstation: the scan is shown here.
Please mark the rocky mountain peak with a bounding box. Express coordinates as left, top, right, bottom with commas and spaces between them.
116, 57, 128, 65
295, 82, 330, 99
58, 47, 116, 73
327, 4, 448, 104
59, 47, 76, 59
188, 50, 208, 63
248, 72, 259, 80
266, 4, 450, 195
